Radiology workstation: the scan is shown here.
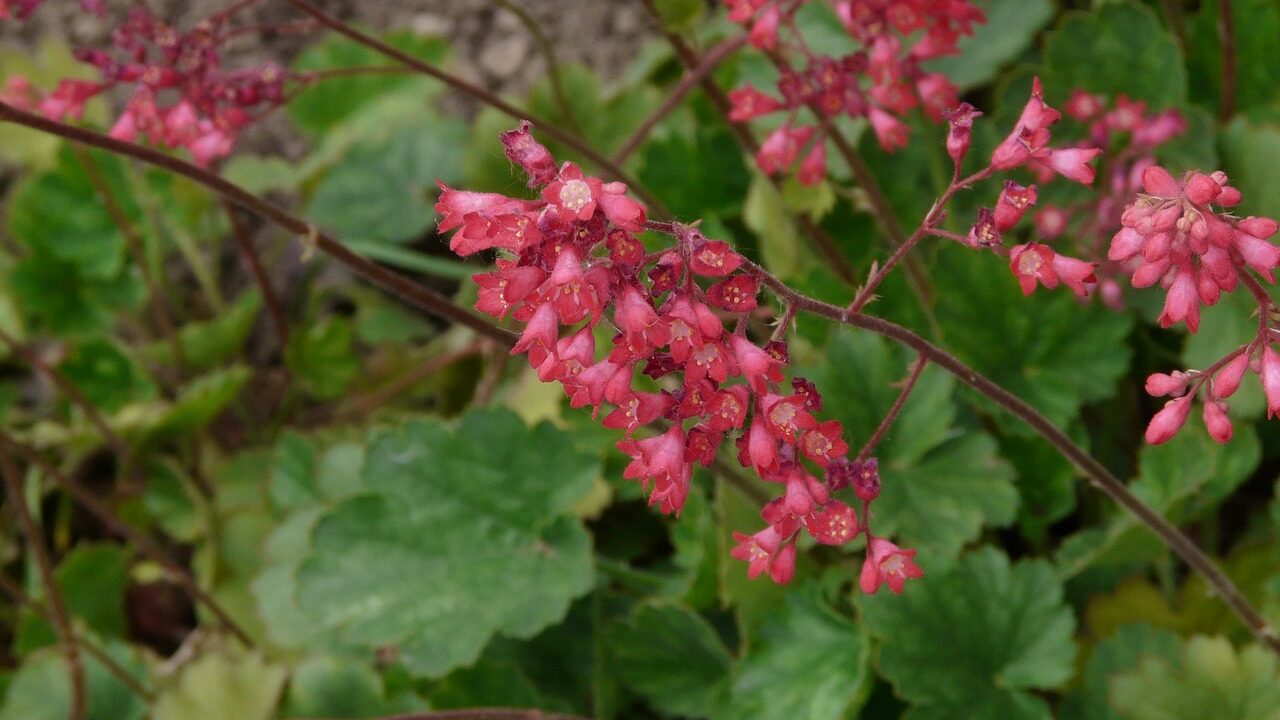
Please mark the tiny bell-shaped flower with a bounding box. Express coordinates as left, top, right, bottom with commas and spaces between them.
860, 537, 924, 595
945, 102, 980, 166
1202, 399, 1233, 444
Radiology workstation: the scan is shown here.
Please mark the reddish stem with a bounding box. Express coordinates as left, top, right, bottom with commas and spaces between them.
220, 198, 290, 347
855, 354, 927, 463
611, 35, 749, 164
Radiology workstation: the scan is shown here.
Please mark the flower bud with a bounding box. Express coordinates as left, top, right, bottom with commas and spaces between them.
1203, 400, 1233, 444
1144, 395, 1193, 445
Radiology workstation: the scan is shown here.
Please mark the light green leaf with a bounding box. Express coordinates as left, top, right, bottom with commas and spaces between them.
1111, 636, 1280, 720
1061, 624, 1182, 720
283, 656, 425, 718
295, 409, 599, 677
717, 585, 870, 720
155, 365, 251, 434
744, 172, 802, 280
136, 290, 263, 371
607, 603, 732, 717
288, 34, 449, 136
1043, 1, 1187, 107
1220, 119, 1280, 220
308, 120, 467, 247
153, 644, 286, 720
862, 547, 1077, 720
0, 641, 149, 720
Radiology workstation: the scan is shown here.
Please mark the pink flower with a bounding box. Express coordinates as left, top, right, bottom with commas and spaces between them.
598, 182, 647, 232
689, 240, 745, 277
994, 181, 1037, 231
1203, 400, 1233, 444
804, 500, 859, 545
859, 538, 924, 594
797, 141, 827, 186
1262, 347, 1280, 419
618, 425, 692, 514
945, 102, 981, 166
868, 107, 909, 151
1214, 353, 1250, 398
1046, 147, 1101, 185
1144, 394, 1193, 444
748, 4, 781, 49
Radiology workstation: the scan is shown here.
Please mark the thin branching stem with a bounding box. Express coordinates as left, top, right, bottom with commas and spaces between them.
0, 452, 86, 720
220, 199, 289, 347
1218, 0, 1238, 121
855, 354, 927, 463
490, 0, 582, 135
612, 35, 749, 164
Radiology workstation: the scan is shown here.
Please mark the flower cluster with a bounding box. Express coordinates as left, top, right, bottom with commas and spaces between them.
1110, 165, 1280, 445
726, 0, 985, 182
436, 121, 921, 593
1031, 92, 1187, 308
5, 6, 284, 166
952, 80, 1102, 297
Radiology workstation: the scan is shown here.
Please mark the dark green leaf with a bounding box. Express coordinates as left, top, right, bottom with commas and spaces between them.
1043, 2, 1186, 107
607, 603, 732, 717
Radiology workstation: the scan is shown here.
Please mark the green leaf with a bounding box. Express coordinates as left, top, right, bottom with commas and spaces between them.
9, 251, 144, 337
285, 317, 360, 400
926, 0, 1054, 91
801, 330, 1018, 565
650, 0, 705, 31
16, 544, 132, 653
717, 585, 870, 720
1220, 119, 1280, 219
308, 121, 466, 247
1043, 2, 1187, 107
639, 128, 750, 219
0, 641, 148, 720
59, 339, 155, 413
137, 290, 263, 371
1061, 624, 1181, 720
862, 547, 1077, 720
283, 656, 425, 718
295, 409, 599, 677
1111, 636, 1280, 720
153, 644, 287, 720
744, 172, 803, 279
288, 34, 449, 135
932, 247, 1134, 431
607, 603, 732, 717
220, 155, 299, 195
154, 365, 251, 435
6, 146, 137, 279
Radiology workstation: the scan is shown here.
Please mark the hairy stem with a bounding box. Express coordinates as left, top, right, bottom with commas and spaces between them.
611, 35, 749, 165
855, 354, 927, 463
280, 0, 668, 217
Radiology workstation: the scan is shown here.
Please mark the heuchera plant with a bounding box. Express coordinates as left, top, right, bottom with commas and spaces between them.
4, 5, 1280, 704
436, 64, 1110, 590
